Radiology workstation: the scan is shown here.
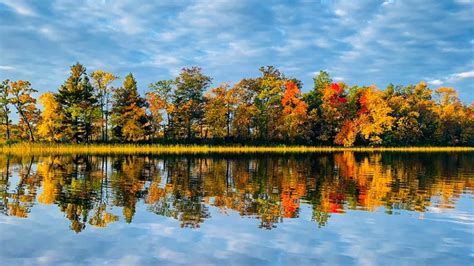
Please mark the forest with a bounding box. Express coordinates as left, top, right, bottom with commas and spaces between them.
1, 62, 473, 146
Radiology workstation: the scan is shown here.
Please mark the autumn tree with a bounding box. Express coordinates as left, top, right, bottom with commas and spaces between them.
111, 73, 148, 142
280, 80, 309, 142
304, 70, 331, 111
56, 63, 99, 143
147, 79, 175, 140
303, 71, 333, 142
461, 102, 474, 146
232, 79, 259, 140
9, 80, 40, 141
254, 66, 285, 141
434, 87, 464, 145
204, 83, 239, 139
37, 92, 64, 142
0, 80, 11, 142
385, 82, 437, 145
91, 70, 118, 142
356, 86, 394, 145
319, 82, 348, 143
172, 67, 211, 140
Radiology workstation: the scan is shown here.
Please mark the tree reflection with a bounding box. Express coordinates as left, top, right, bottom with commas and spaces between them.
0, 152, 472, 232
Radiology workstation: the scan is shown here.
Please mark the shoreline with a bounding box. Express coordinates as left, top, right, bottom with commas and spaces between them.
1, 144, 473, 155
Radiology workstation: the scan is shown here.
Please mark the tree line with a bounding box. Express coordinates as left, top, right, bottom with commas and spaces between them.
1, 62, 473, 146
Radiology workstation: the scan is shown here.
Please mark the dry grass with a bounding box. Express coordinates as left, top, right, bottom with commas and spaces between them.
0, 143, 473, 155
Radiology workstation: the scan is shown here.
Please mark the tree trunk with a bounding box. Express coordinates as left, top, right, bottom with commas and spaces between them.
226, 106, 231, 139
17, 108, 35, 142
105, 93, 109, 143
101, 95, 105, 142
5, 113, 10, 141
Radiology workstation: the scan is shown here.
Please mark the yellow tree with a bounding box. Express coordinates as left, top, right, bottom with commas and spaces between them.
9, 80, 40, 141
37, 92, 64, 142
91, 70, 119, 142
335, 120, 357, 147
0, 80, 12, 142
204, 83, 239, 139
356, 86, 394, 145
146, 91, 165, 140
434, 87, 465, 145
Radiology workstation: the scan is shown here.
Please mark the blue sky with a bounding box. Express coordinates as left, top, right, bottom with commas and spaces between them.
0, 0, 473, 102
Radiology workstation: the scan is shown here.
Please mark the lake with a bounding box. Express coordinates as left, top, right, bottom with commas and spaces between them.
0, 152, 473, 265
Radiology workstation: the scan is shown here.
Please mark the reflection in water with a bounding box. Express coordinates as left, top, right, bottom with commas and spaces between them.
0, 152, 473, 232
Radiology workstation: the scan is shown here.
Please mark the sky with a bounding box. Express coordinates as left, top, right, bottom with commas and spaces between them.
0, 0, 473, 102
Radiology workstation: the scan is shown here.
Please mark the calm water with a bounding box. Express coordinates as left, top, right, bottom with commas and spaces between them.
0, 152, 473, 265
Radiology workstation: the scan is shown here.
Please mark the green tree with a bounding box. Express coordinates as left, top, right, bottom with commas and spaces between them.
172, 67, 211, 140
461, 103, 474, 146
303, 71, 333, 142
254, 66, 285, 141
56, 63, 99, 143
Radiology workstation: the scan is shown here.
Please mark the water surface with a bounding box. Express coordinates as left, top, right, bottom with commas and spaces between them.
0, 152, 473, 265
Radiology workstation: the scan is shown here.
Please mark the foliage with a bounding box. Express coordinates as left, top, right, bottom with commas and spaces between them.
0, 63, 472, 146
281, 80, 309, 141
111, 73, 148, 142
8, 80, 40, 141
91, 70, 119, 142
37, 92, 64, 142
56, 63, 99, 143
171, 67, 212, 140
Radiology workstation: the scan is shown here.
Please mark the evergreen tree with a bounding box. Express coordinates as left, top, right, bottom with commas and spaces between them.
111, 73, 148, 142
56, 63, 99, 143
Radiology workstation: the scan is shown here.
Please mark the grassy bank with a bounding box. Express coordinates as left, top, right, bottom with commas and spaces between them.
0, 143, 473, 155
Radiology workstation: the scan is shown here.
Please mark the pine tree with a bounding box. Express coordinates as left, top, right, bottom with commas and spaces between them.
56, 63, 99, 143
111, 73, 148, 142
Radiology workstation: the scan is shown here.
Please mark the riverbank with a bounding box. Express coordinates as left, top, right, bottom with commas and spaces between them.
1, 143, 473, 155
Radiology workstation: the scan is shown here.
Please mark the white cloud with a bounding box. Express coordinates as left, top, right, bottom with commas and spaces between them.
455, 0, 474, 4
38, 26, 61, 41
0, 0, 473, 102
427, 70, 474, 87
150, 55, 181, 67
314, 38, 332, 49
334, 9, 346, 16
0, 65, 14, 71
428, 79, 443, 86
0, 0, 36, 16
452, 70, 474, 79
